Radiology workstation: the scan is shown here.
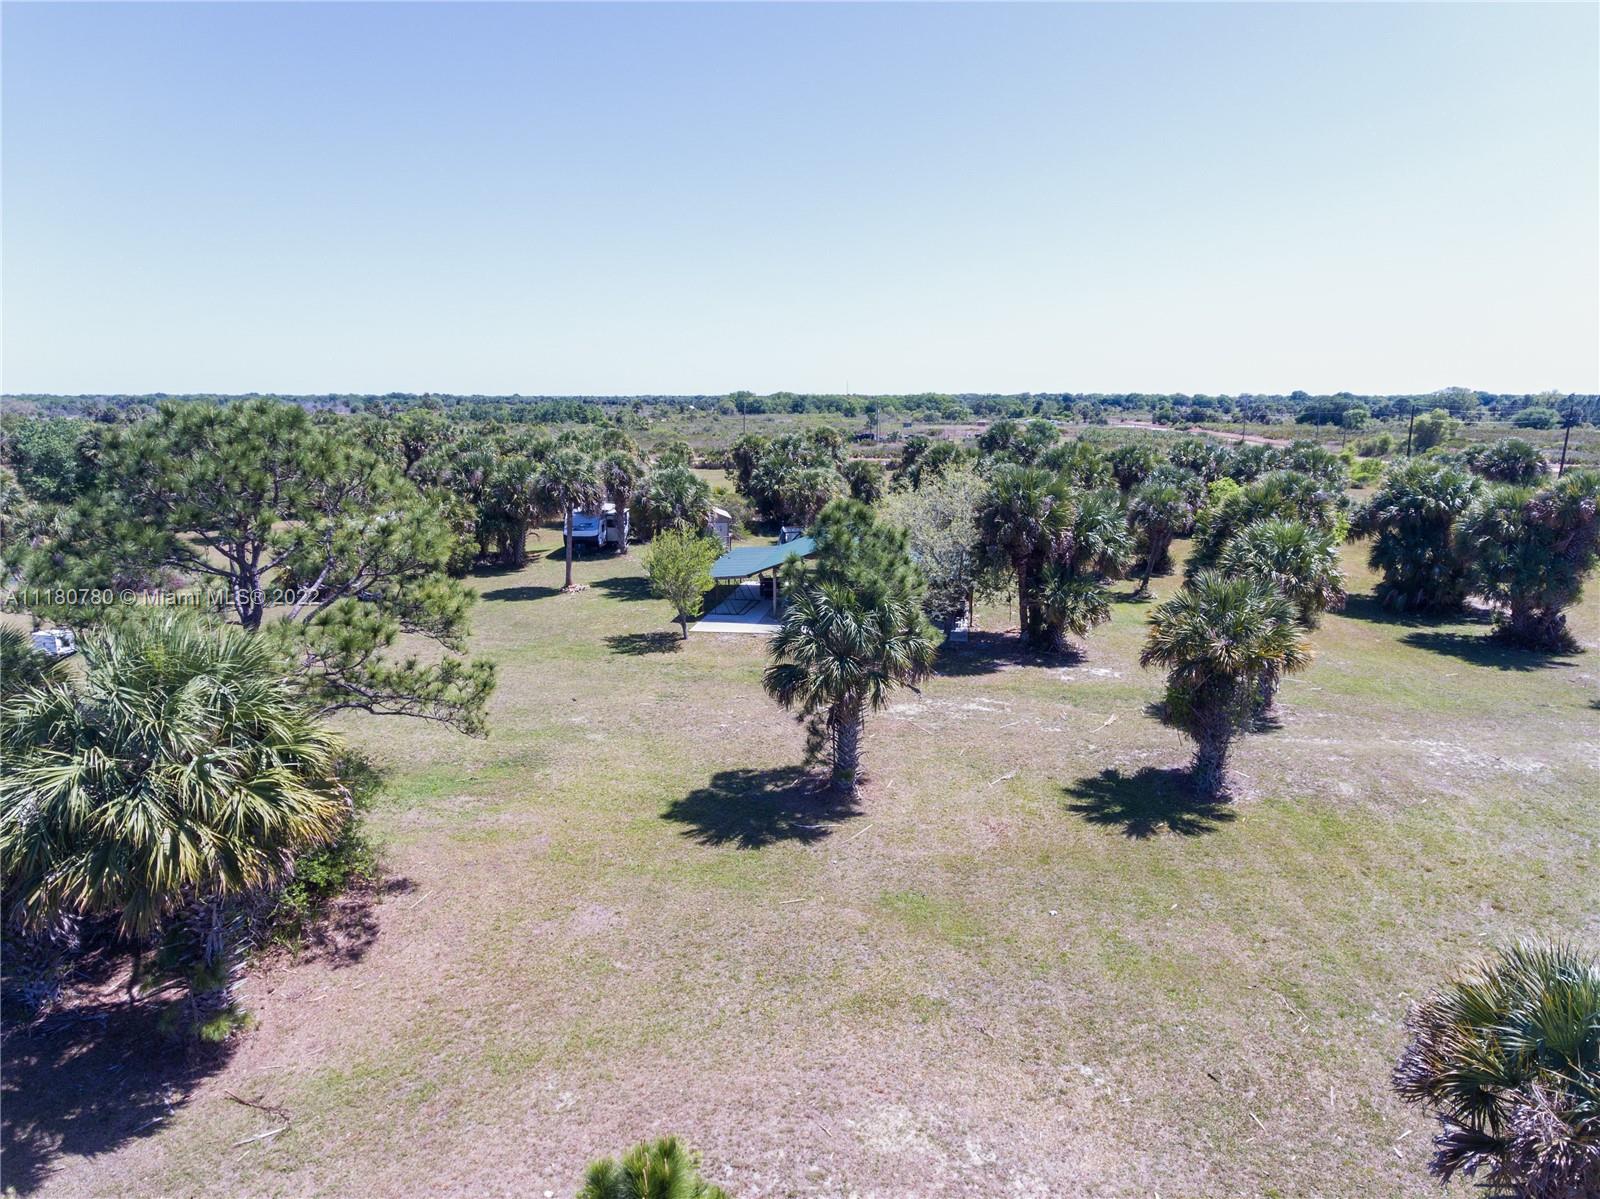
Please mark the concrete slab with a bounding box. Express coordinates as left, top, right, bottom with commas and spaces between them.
692, 582, 782, 635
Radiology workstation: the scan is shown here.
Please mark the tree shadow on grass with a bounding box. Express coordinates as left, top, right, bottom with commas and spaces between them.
1400, 631, 1578, 673
605, 631, 682, 656
662, 766, 861, 849
479, 584, 561, 602
935, 632, 1059, 678
1064, 767, 1236, 839
1336, 593, 1491, 629
1, 994, 235, 1196
593, 574, 655, 603
292, 877, 415, 969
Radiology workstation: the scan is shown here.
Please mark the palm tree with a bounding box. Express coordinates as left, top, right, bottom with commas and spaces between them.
776, 464, 845, 526
1350, 459, 1480, 612
1, 612, 346, 1031
1456, 470, 1600, 650
1058, 488, 1133, 582
540, 448, 605, 590
1189, 469, 1341, 573
1140, 571, 1311, 798
1216, 518, 1347, 627
636, 464, 713, 539
1108, 444, 1159, 493
599, 448, 646, 554
578, 1137, 732, 1199
1462, 437, 1547, 486
1127, 480, 1193, 595
977, 465, 1071, 643
0, 626, 68, 700
1393, 941, 1600, 1198
487, 453, 548, 568
764, 584, 935, 796
1036, 565, 1111, 653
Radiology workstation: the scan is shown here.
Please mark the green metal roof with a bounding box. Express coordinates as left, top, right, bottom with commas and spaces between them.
710, 537, 815, 579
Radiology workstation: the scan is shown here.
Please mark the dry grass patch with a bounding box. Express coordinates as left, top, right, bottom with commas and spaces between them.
10, 529, 1597, 1198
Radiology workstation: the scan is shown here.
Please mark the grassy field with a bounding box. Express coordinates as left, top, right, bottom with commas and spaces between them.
9, 529, 1598, 1198
647, 407, 1600, 475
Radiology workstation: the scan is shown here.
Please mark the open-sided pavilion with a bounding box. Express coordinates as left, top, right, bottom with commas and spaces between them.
691, 536, 815, 634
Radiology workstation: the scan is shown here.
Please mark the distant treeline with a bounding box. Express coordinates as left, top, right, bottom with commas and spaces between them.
4, 387, 1595, 426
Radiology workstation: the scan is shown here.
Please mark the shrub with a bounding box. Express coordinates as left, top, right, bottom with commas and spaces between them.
1512, 406, 1560, 430
578, 1137, 732, 1199
1411, 408, 1460, 451
1348, 457, 1384, 487
271, 753, 385, 948
1355, 432, 1394, 458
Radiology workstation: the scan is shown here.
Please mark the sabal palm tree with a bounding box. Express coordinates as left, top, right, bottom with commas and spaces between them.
1127, 480, 1193, 595
764, 584, 936, 796
1036, 565, 1111, 653
1393, 941, 1600, 1198
1, 612, 346, 1028
578, 1137, 732, 1199
637, 464, 713, 539
1189, 469, 1340, 573
487, 453, 548, 568
0, 626, 68, 700
1217, 518, 1347, 627
977, 465, 1071, 643
1456, 470, 1600, 650
1351, 459, 1480, 612
540, 448, 605, 590
1140, 571, 1311, 798
599, 448, 646, 555
1059, 488, 1133, 582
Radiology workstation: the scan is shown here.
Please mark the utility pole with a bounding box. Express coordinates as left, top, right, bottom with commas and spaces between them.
1405, 402, 1416, 457
1558, 406, 1577, 477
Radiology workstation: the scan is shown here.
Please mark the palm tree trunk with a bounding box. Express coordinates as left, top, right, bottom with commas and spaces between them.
511, 520, 529, 569
1015, 558, 1028, 641
617, 501, 631, 555
1505, 602, 1566, 650
563, 507, 575, 589
1191, 707, 1232, 799
831, 705, 864, 795
1255, 666, 1281, 718
185, 895, 239, 1030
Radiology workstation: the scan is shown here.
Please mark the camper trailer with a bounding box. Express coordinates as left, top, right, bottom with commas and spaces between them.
31, 628, 77, 658
566, 502, 626, 552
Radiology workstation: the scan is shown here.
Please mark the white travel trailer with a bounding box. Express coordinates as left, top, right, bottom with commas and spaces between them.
566, 502, 627, 552
31, 628, 78, 657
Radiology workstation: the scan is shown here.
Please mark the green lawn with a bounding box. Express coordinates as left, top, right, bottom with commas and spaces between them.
17, 534, 1599, 1198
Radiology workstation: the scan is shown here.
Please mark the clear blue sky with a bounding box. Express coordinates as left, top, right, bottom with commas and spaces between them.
4, 2, 1596, 396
